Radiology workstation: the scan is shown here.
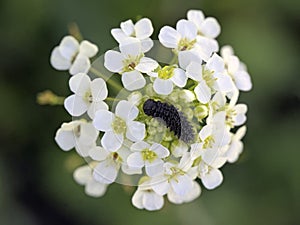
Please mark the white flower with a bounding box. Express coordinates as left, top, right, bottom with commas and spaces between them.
148, 65, 187, 95
132, 178, 164, 211
226, 126, 246, 163
93, 100, 145, 152
198, 160, 224, 190
50, 35, 98, 75
89, 145, 142, 184
64, 73, 108, 118
208, 92, 248, 128
127, 141, 170, 177
167, 180, 201, 204
158, 19, 217, 66
221, 45, 252, 91
171, 141, 188, 158
186, 53, 235, 103
104, 39, 158, 91
127, 91, 143, 106
73, 164, 108, 197
54, 120, 99, 157
190, 123, 230, 167
111, 18, 154, 53
150, 153, 194, 197
187, 9, 221, 39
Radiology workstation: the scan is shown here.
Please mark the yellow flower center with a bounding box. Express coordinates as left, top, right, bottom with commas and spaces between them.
84, 91, 93, 103
168, 166, 185, 182
122, 54, 143, 73
112, 116, 126, 134
142, 148, 157, 163
203, 135, 215, 149
158, 65, 175, 80
202, 68, 216, 87
225, 107, 237, 128
111, 152, 123, 163
178, 38, 196, 51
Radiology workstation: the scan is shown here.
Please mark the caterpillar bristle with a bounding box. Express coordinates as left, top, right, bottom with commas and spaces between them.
143, 99, 195, 143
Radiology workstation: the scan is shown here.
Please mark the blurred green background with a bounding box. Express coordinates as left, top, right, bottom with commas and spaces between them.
0, 0, 299, 224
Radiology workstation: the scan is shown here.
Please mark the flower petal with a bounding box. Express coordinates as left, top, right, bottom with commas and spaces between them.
141, 38, 154, 52
201, 168, 223, 190
55, 129, 75, 151
226, 139, 243, 163
171, 68, 187, 87
69, 54, 91, 75
79, 40, 98, 58
69, 73, 91, 95
104, 50, 124, 73
119, 39, 141, 56
143, 191, 164, 211
158, 26, 181, 48
135, 18, 154, 39
126, 121, 145, 142
121, 71, 146, 91
145, 159, 164, 177
215, 73, 235, 92
170, 174, 193, 196
153, 78, 173, 95
195, 36, 217, 61
131, 141, 150, 152
111, 28, 127, 43
87, 101, 109, 119
234, 70, 252, 91
151, 176, 169, 195
115, 100, 138, 121
176, 19, 197, 40
227, 55, 240, 74
150, 143, 169, 158
135, 57, 158, 73
78, 122, 99, 144
89, 146, 109, 161
200, 17, 221, 38
91, 78, 108, 101
186, 61, 203, 81
234, 104, 248, 126
206, 53, 225, 72
73, 165, 91, 185
127, 152, 144, 168
93, 161, 119, 184
187, 10, 205, 28
93, 110, 114, 131
120, 19, 135, 36
58, 36, 79, 60
131, 189, 144, 209
64, 95, 88, 116
199, 124, 213, 141
221, 45, 234, 61
85, 180, 107, 197
101, 130, 123, 152
194, 82, 211, 104
50, 47, 71, 70
178, 49, 202, 70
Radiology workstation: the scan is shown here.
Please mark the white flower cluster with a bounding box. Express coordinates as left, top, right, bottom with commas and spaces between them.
50, 9, 252, 211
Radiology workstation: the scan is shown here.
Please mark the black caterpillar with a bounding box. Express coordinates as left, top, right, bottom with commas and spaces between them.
143, 99, 195, 143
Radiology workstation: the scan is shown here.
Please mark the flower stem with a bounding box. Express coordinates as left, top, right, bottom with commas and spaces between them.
89, 67, 123, 91
36, 90, 65, 105
106, 97, 122, 102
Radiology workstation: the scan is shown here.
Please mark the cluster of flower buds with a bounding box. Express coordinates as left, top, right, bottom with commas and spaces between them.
50, 9, 252, 211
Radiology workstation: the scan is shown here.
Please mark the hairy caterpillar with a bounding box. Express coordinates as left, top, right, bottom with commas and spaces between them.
143, 99, 195, 143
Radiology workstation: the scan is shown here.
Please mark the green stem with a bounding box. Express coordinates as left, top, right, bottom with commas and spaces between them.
169, 51, 179, 65
89, 67, 123, 91
105, 97, 122, 102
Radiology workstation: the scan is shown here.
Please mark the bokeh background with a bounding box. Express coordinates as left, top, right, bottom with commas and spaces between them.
0, 0, 299, 224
